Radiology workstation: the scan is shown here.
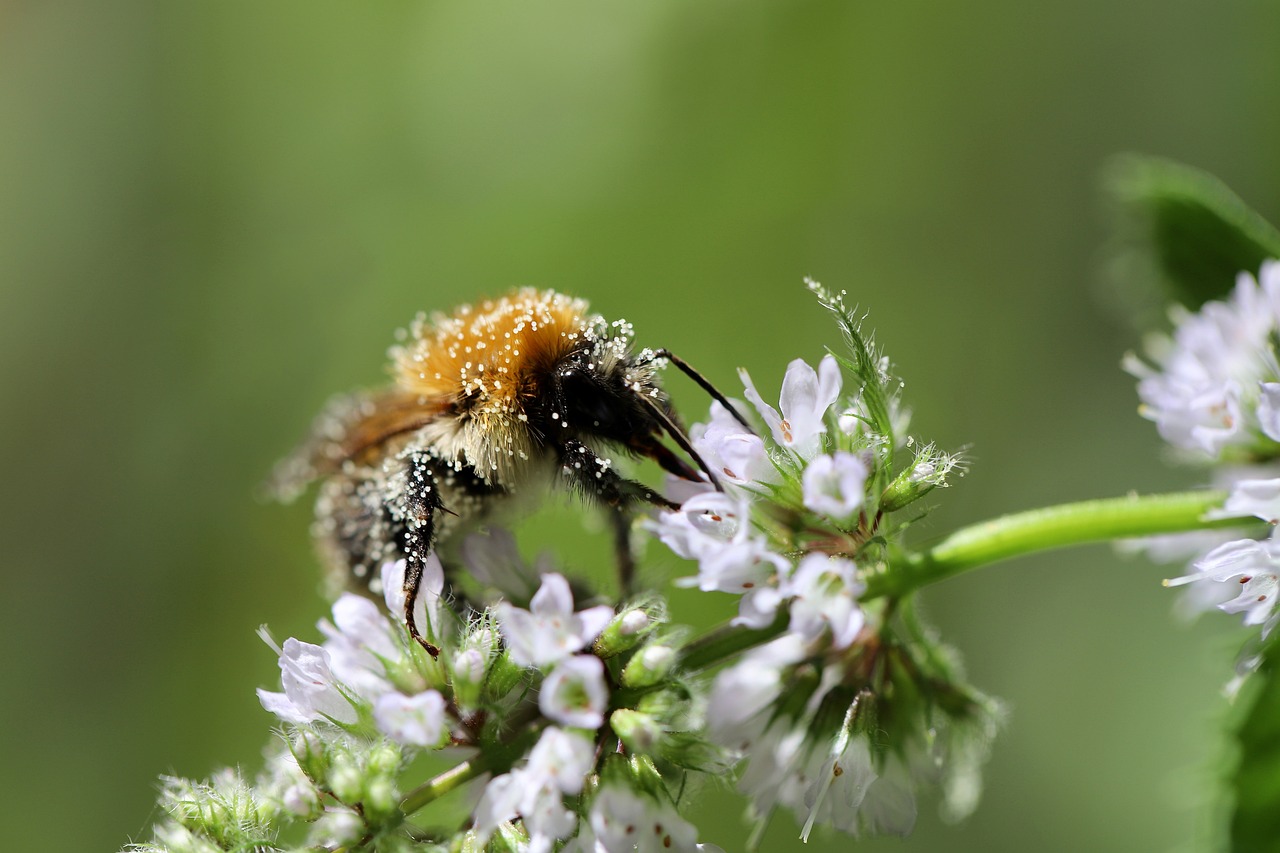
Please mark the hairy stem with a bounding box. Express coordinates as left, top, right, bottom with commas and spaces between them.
867, 489, 1244, 599
678, 609, 789, 673
400, 724, 542, 817
677, 489, 1249, 673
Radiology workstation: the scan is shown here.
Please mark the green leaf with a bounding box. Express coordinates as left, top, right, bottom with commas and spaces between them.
1230, 631, 1280, 853
1106, 156, 1280, 314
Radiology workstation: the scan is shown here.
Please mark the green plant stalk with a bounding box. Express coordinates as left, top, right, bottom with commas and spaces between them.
400, 724, 542, 816
399, 755, 493, 817
682, 490, 1248, 673
868, 489, 1242, 599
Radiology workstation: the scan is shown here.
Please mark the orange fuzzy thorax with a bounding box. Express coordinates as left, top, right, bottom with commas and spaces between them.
392, 288, 597, 406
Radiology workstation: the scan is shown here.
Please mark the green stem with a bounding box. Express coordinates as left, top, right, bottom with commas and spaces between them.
677, 489, 1249, 674
679, 609, 789, 673
867, 489, 1243, 599
399, 724, 543, 817
399, 755, 493, 816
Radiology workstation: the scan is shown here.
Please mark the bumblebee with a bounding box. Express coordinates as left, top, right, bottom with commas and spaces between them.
272, 288, 745, 653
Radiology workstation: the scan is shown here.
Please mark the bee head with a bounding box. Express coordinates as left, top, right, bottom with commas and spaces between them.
550, 343, 666, 444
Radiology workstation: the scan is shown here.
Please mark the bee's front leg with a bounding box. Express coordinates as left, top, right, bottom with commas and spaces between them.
559, 439, 678, 596
388, 449, 445, 657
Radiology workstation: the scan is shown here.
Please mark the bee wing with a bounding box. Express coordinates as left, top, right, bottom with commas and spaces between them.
266, 389, 452, 502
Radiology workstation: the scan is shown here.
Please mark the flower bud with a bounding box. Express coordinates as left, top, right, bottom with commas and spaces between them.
593, 604, 660, 658
880, 450, 957, 512
290, 730, 329, 781
610, 708, 662, 754
621, 642, 676, 688
366, 742, 402, 777
363, 776, 398, 821
328, 756, 363, 804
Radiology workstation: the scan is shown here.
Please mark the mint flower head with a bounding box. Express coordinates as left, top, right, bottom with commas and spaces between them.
1126, 260, 1280, 460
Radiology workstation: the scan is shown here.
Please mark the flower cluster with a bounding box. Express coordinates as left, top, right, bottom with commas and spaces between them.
1128, 262, 1280, 639
127, 282, 997, 853
646, 281, 994, 838
1126, 262, 1280, 460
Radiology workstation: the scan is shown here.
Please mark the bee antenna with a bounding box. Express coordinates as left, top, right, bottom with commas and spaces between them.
649, 349, 755, 433
638, 394, 724, 492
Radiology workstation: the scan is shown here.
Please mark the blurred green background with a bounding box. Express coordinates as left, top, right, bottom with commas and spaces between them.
3, 2, 1279, 851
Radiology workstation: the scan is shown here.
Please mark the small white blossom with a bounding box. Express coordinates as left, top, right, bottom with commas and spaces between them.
706, 636, 807, 750
652, 491, 750, 561
799, 731, 879, 840
257, 638, 357, 725
781, 554, 866, 649
589, 785, 700, 852
1257, 382, 1280, 441
317, 594, 398, 701
540, 654, 609, 729
372, 690, 448, 747
690, 400, 777, 486
1208, 476, 1280, 525
475, 727, 595, 850
802, 451, 870, 519
656, 492, 789, 611
1167, 536, 1280, 635
1126, 261, 1280, 457
497, 573, 614, 668
740, 354, 842, 460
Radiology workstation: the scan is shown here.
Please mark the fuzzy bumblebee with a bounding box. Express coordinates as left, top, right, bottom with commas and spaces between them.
273, 288, 744, 653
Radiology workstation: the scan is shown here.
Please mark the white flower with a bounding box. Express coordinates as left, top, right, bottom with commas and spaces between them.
524, 725, 597, 795
372, 690, 448, 747
652, 492, 750, 562
802, 452, 870, 519
475, 727, 595, 850
1167, 536, 1280, 635
496, 573, 614, 668
1126, 261, 1280, 456
656, 492, 789, 618
540, 654, 609, 729
317, 594, 398, 701
259, 589, 410, 725
781, 554, 866, 649
798, 731, 879, 840
855, 755, 918, 838
589, 785, 700, 852
689, 401, 777, 486
1258, 381, 1280, 441
706, 636, 806, 749
1208, 476, 1280, 525
257, 638, 357, 725
740, 354, 842, 460
381, 554, 445, 642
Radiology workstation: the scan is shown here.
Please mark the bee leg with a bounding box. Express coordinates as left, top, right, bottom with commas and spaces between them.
560, 439, 678, 596
559, 439, 679, 511
608, 507, 638, 598
390, 449, 444, 658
